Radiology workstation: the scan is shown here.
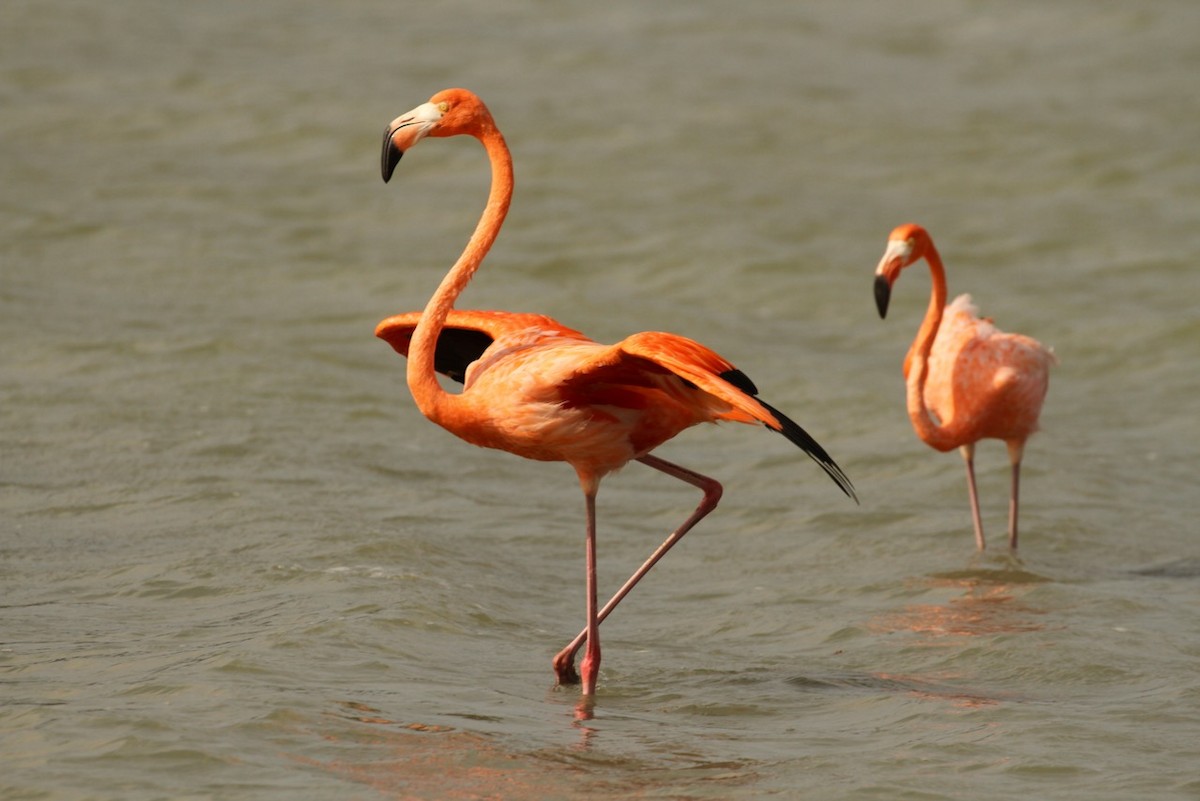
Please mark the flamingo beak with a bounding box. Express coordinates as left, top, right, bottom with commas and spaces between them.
381, 101, 444, 182
873, 238, 912, 319
874, 274, 893, 319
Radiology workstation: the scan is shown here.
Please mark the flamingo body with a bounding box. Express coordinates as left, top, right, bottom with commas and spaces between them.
874, 223, 1054, 549
377, 90, 854, 701
375, 310, 836, 478
919, 294, 1051, 451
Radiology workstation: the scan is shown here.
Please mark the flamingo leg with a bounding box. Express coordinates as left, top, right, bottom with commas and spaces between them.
578, 490, 601, 695
959, 443, 986, 550
552, 454, 723, 686
1006, 440, 1025, 550
1008, 461, 1022, 550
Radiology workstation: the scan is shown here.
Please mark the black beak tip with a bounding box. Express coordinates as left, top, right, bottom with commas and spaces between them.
873, 274, 891, 319
381, 129, 402, 183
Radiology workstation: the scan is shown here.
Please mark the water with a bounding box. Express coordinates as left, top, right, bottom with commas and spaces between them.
4, 1, 1199, 798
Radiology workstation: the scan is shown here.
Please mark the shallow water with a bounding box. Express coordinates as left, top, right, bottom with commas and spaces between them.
3, 1, 1199, 799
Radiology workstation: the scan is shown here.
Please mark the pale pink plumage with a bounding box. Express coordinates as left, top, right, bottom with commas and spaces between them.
874, 224, 1054, 550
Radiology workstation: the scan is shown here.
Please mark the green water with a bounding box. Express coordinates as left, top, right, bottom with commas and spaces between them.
3, 2, 1199, 799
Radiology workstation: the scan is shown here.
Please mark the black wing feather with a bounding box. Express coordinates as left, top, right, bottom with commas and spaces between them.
718, 367, 855, 502
434, 329, 494, 384
756, 397, 857, 502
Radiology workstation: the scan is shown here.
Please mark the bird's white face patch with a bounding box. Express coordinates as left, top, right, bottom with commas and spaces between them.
877, 238, 914, 274
386, 102, 444, 151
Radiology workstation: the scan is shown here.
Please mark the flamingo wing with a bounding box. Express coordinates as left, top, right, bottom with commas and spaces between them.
376, 315, 854, 500
375, 310, 588, 384
566, 332, 857, 500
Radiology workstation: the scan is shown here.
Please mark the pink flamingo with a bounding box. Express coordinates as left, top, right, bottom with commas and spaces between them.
873, 223, 1055, 550
377, 89, 855, 697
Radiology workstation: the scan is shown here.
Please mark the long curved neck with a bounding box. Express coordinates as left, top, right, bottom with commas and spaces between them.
903, 242, 959, 450
407, 124, 513, 423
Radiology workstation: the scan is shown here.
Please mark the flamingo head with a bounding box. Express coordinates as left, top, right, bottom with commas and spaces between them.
873, 223, 932, 318
381, 88, 496, 182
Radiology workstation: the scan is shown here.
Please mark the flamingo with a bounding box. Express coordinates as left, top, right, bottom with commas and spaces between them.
377, 88, 856, 698
873, 223, 1055, 550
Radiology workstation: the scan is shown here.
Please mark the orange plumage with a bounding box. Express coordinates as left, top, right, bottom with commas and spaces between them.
378, 90, 854, 705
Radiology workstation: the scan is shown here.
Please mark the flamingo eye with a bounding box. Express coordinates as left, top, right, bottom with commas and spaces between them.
438, 101, 450, 113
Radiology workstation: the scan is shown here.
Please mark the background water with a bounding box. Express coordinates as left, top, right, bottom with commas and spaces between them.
3, 1, 1199, 799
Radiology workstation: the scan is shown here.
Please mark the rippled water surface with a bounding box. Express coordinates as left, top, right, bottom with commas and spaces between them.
4, 2, 1199, 799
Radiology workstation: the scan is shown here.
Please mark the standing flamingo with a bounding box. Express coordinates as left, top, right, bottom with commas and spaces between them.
873, 223, 1054, 550
377, 88, 856, 698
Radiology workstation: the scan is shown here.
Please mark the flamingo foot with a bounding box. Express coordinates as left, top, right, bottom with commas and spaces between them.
552, 647, 580, 685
